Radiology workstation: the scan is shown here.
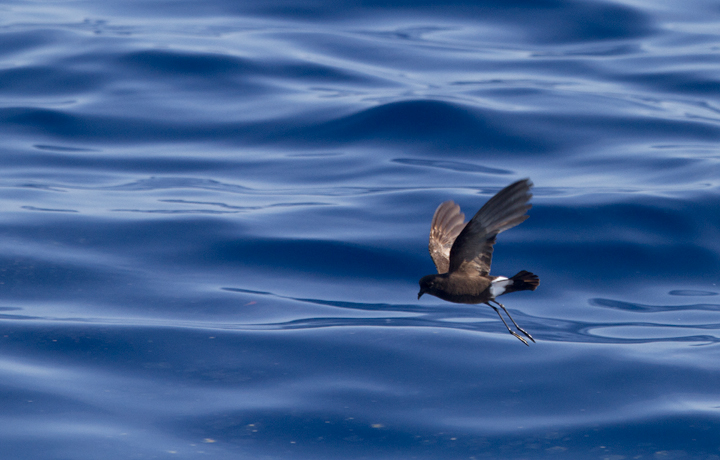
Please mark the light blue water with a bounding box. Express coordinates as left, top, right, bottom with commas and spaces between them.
1, 0, 720, 458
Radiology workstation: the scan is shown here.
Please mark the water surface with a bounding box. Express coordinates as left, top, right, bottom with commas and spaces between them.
1, 0, 720, 458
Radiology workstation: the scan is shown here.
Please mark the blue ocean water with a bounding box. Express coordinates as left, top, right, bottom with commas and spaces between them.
2, 0, 720, 458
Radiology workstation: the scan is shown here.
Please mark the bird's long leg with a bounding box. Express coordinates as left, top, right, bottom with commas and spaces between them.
490, 300, 535, 343
487, 303, 528, 346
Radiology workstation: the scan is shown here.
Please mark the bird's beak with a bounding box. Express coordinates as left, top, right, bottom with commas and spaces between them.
417, 289, 425, 300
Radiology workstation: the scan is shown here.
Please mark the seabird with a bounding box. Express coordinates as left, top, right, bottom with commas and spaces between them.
418, 178, 539, 345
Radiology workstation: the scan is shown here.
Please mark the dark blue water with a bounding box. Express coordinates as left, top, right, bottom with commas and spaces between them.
2, 0, 720, 458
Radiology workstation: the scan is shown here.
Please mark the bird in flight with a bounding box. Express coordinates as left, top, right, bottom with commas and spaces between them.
417, 179, 539, 345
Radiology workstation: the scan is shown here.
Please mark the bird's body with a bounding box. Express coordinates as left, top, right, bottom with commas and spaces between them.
417, 179, 539, 345
419, 270, 537, 305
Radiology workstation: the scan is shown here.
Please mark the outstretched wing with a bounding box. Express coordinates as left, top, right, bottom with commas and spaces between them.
428, 201, 466, 274
448, 179, 533, 276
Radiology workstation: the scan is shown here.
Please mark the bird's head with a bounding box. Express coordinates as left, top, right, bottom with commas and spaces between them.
418, 274, 443, 300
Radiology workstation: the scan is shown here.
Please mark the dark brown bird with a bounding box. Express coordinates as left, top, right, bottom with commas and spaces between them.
417, 179, 539, 345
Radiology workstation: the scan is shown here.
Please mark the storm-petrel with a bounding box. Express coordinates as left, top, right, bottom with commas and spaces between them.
417, 179, 539, 345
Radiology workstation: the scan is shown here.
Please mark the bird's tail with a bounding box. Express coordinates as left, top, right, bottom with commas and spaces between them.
504, 270, 540, 294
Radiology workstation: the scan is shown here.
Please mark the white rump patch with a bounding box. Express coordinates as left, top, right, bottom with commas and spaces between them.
489, 276, 511, 298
